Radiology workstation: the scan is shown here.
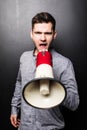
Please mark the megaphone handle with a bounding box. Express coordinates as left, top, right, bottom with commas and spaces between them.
40, 79, 50, 95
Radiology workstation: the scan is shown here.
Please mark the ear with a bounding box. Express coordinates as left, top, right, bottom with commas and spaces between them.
30, 30, 33, 39
53, 31, 57, 39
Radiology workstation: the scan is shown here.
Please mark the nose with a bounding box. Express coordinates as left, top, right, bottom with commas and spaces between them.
40, 33, 46, 41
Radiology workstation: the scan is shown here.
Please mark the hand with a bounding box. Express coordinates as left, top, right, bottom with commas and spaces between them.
10, 114, 20, 128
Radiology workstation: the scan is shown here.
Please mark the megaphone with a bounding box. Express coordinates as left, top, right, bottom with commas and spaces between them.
22, 50, 66, 109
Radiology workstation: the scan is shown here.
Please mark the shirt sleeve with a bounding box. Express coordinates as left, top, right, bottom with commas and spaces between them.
11, 67, 21, 115
60, 59, 80, 111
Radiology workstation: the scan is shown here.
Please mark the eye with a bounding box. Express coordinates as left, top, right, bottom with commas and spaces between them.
45, 32, 53, 35
34, 32, 41, 34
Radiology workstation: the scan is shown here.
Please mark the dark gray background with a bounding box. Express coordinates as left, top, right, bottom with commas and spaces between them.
0, 0, 86, 129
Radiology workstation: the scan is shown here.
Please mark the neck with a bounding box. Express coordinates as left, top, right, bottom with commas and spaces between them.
34, 48, 38, 56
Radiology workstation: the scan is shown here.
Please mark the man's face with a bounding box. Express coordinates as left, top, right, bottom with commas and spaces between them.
30, 22, 57, 54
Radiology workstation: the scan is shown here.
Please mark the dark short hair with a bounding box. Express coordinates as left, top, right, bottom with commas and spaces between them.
32, 12, 56, 31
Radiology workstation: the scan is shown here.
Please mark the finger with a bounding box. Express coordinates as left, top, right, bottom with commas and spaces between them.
17, 119, 20, 126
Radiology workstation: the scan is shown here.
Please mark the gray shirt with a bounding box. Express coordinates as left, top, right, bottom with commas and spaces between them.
11, 49, 79, 130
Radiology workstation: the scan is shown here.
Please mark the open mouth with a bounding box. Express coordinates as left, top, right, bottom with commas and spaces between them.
39, 43, 47, 47
39, 43, 48, 51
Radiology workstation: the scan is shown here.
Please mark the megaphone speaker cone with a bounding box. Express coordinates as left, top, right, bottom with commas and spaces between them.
22, 78, 66, 109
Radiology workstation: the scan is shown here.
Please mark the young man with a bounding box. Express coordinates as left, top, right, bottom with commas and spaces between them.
10, 12, 80, 130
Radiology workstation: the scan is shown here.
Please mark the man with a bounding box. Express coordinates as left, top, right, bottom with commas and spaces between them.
10, 12, 80, 130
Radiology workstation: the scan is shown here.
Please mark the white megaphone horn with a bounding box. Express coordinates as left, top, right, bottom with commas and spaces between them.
22, 49, 66, 109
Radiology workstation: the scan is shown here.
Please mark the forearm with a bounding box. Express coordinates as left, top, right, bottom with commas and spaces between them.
60, 60, 80, 110
11, 69, 21, 115
11, 85, 21, 115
